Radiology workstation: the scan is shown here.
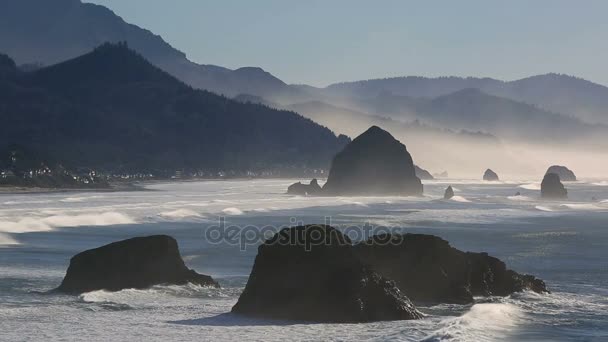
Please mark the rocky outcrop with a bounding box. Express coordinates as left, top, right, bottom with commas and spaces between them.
355, 234, 548, 304
322, 126, 423, 196
415, 165, 434, 180
287, 179, 322, 196
545, 165, 577, 182
444, 186, 455, 199
483, 169, 499, 181
541, 173, 568, 199
232, 225, 422, 323
57, 235, 219, 294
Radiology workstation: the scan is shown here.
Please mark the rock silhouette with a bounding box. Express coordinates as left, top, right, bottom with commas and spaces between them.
483, 169, 499, 181
444, 186, 455, 199
232, 225, 422, 323
355, 234, 548, 304
287, 179, 322, 196
541, 173, 568, 199
545, 165, 577, 182
322, 126, 423, 196
415, 165, 434, 180
57, 235, 219, 294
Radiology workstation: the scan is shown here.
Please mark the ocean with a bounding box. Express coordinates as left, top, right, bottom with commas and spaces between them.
1, 179, 607, 341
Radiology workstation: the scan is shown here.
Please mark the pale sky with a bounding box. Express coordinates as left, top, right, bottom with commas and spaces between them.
87, 0, 608, 87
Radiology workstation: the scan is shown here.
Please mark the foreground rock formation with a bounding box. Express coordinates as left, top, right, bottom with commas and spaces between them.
541, 173, 568, 199
321, 126, 423, 196
483, 169, 499, 181
415, 165, 434, 180
232, 225, 422, 322
444, 186, 455, 199
545, 165, 577, 182
355, 234, 548, 304
57, 235, 219, 294
287, 179, 322, 196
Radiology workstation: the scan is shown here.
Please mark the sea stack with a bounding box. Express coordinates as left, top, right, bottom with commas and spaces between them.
287, 179, 322, 196
483, 169, 499, 181
541, 173, 568, 199
322, 126, 423, 196
444, 186, 455, 200
232, 225, 422, 323
545, 165, 577, 182
415, 165, 434, 180
57, 235, 219, 294
354, 234, 548, 304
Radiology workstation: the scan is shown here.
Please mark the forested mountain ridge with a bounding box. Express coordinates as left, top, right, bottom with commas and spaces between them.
0, 43, 349, 174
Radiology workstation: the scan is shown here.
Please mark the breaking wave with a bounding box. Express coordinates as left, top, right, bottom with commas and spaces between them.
222, 207, 243, 215
450, 196, 471, 203
0, 212, 135, 233
424, 303, 523, 341
0, 233, 18, 246
159, 209, 202, 219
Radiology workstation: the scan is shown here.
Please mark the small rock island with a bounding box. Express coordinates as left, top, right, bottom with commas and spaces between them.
300, 126, 423, 196
232, 225, 548, 322
541, 173, 568, 199
444, 186, 455, 199
57, 235, 219, 294
483, 169, 499, 181
545, 165, 577, 182
232, 225, 422, 323
287, 179, 322, 196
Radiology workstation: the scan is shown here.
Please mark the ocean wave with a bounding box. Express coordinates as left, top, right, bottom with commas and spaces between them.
514, 231, 577, 239
519, 183, 541, 190
159, 209, 202, 219
450, 196, 471, 203
79, 283, 234, 308
507, 195, 534, 201
222, 207, 243, 215
423, 303, 523, 341
0, 212, 135, 233
0, 233, 19, 246
592, 181, 608, 186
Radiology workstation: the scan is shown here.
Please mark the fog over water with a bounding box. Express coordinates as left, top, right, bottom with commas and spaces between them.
1, 180, 607, 341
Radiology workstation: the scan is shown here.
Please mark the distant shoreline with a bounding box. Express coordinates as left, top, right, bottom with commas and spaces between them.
0, 181, 149, 195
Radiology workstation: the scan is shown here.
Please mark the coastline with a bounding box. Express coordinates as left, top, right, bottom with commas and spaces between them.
0, 181, 150, 195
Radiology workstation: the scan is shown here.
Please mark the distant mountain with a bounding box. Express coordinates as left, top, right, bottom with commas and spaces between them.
410, 89, 602, 142
0, 43, 348, 172
0, 0, 295, 98
326, 74, 608, 124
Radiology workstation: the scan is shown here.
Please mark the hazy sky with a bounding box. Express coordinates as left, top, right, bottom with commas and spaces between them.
87, 0, 608, 87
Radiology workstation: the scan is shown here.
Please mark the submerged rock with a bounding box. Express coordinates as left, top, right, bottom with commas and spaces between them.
287, 179, 322, 196
541, 173, 568, 199
355, 234, 548, 304
322, 126, 423, 196
444, 186, 454, 200
232, 225, 422, 322
57, 235, 219, 294
483, 169, 499, 181
415, 165, 434, 180
545, 165, 577, 182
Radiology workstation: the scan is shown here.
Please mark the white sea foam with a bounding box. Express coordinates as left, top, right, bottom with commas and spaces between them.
519, 183, 541, 190
0, 233, 18, 246
424, 303, 523, 341
222, 207, 243, 215
159, 209, 202, 219
450, 196, 471, 203
0, 212, 135, 233
507, 195, 534, 201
